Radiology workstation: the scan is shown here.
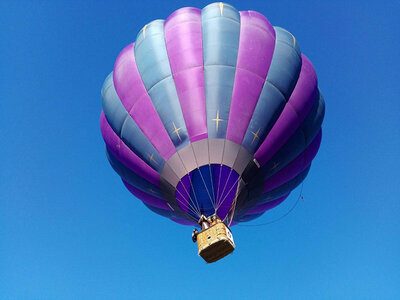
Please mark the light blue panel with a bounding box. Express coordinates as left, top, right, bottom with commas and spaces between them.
147, 77, 189, 148
101, 73, 164, 172
274, 27, 301, 55
202, 3, 240, 138
267, 27, 302, 99
101, 73, 126, 136
242, 82, 286, 153
242, 26, 302, 153
135, 20, 170, 89
134, 20, 189, 150
202, 2, 240, 21
106, 148, 164, 198
260, 92, 325, 180
203, 65, 237, 138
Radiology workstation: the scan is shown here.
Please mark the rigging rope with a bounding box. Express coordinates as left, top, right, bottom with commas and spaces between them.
236, 184, 304, 227
215, 164, 224, 211
208, 164, 217, 210
175, 187, 202, 218
197, 166, 215, 210
227, 179, 241, 227
176, 152, 202, 215
215, 168, 233, 209
215, 174, 242, 212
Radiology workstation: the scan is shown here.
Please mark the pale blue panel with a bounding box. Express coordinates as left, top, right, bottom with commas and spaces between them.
242, 82, 286, 153
134, 20, 189, 150
267, 27, 302, 99
101, 73, 164, 172
242, 26, 302, 153
202, 3, 240, 138
147, 77, 189, 148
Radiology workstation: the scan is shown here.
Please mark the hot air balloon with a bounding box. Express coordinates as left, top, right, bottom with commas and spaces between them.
100, 2, 325, 263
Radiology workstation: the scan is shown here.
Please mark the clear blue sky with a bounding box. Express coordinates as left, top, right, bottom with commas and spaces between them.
1, 1, 399, 299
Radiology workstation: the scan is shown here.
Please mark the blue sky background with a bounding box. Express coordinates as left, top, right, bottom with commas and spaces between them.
1, 1, 399, 299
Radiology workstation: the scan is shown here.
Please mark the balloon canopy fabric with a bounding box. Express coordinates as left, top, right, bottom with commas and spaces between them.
100, 2, 325, 226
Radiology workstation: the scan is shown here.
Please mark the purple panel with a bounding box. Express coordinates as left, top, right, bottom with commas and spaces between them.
170, 218, 196, 226
100, 112, 160, 187
255, 55, 318, 166
244, 194, 289, 215
113, 43, 176, 160
122, 180, 170, 210
263, 130, 322, 193
164, 8, 208, 142
226, 11, 276, 144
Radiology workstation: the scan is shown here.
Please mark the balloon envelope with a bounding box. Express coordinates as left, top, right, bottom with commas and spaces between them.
100, 2, 325, 225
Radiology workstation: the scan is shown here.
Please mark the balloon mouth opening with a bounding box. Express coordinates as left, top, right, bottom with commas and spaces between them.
175, 164, 240, 220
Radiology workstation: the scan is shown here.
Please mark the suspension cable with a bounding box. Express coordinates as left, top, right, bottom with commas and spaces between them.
215, 168, 233, 210
208, 164, 217, 210
175, 187, 202, 218
215, 174, 242, 212
237, 184, 304, 227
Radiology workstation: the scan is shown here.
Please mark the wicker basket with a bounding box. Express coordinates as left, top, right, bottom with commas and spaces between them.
197, 221, 235, 263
